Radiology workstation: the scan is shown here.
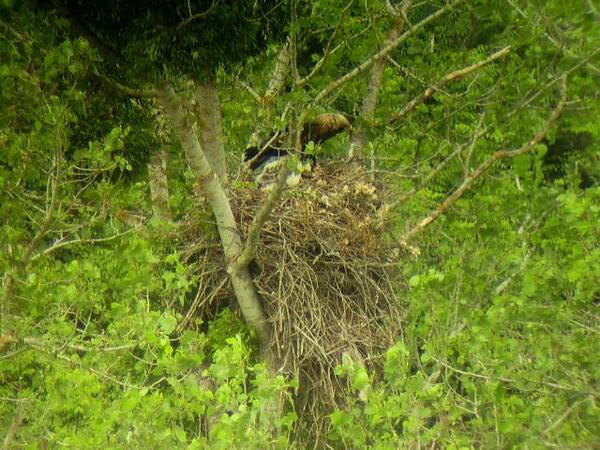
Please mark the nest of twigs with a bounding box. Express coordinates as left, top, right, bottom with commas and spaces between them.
180, 162, 404, 443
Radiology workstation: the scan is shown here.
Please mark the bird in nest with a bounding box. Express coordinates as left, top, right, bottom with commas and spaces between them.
244, 113, 352, 188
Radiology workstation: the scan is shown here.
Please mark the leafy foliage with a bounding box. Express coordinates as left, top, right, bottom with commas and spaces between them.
1, 0, 599, 448
60, 0, 288, 79
331, 182, 600, 448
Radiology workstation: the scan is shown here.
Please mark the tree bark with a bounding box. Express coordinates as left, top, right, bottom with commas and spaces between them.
147, 146, 172, 221
156, 82, 271, 347
264, 41, 290, 103
350, 6, 412, 158
2, 403, 25, 450
246, 43, 291, 148
194, 77, 227, 180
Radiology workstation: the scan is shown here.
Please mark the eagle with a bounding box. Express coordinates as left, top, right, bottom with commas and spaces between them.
244, 113, 352, 182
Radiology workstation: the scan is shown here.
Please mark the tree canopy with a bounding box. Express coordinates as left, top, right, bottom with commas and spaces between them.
1, 0, 599, 448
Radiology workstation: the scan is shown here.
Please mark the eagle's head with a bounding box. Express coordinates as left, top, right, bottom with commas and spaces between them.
301, 113, 352, 146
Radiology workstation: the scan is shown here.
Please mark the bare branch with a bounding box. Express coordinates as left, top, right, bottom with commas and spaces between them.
234, 163, 290, 270
21, 336, 138, 353
389, 46, 511, 124
506, 47, 600, 120
296, 0, 356, 88
313, 0, 468, 105
177, 0, 221, 29
400, 76, 567, 242
24, 338, 149, 390
380, 120, 488, 218
30, 225, 142, 262
544, 400, 587, 435
264, 41, 291, 101
245, 43, 293, 147
245, 130, 283, 168
176, 276, 229, 334
494, 252, 531, 295
289, 0, 301, 82
350, 1, 413, 158
236, 79, 263, 103
507, 0, 600, 74
2, 132, 63, 328
92, 71, 158, 98
432, 356, 595, 395
2, 402, 25, 450
462, 111, 486, 178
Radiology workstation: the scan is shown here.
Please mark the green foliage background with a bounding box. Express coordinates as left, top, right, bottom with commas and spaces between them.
1, 1, 598, 448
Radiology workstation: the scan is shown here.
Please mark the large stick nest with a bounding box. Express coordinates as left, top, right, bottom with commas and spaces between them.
180, 162, 404, 442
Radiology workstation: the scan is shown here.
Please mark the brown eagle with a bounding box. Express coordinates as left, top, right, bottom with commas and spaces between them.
244, 113, 352, 174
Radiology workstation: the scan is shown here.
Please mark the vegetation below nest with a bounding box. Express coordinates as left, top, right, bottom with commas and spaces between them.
1, 1, 599, 449
182, 163, 403, 442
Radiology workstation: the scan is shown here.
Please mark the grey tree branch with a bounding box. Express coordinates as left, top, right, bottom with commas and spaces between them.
148, 146, 172, 220
507, 0, 600, 74
264, 41, 291, 102
194, 77, 227, 179
92, 71, 158, 98
24, 338, 149, 390
350, 1, 413, 158
389, 46, 511, 124
432, 356, 594, 395
156, 82, 271, 345
30, 226, 141, 262
296, 0, 355, 88
289, 0, 301, 82
313, 0, 468, 105
380, 122, 488, 219
237, 79, 263, 103
21, 336, 138, 353
246, 43, 294, 148
2, 402, 25, 450
176, 276, 229, 334
400, 77, 567, 243
462, 113, 486, 179
177, 0, 221, 29
506, 47, 600, 120
1, 132, 63, 331
234, 163, 290, 271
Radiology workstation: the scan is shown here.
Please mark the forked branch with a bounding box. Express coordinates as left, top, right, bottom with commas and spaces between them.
400, 77, 567, 242
351, 1, 413, 158
389, 46, 511, 124
380, 118, 488, 219
313, 0, 468, 105
157, 82, 271, 345
234, 163, 290, 270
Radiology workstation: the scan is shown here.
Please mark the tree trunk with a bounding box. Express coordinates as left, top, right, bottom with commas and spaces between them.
156, 82, 271, 347
247, 43, 291, 148
147, 146, 171, 221
350, 10, 411, 158
194, 77, 227, 181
